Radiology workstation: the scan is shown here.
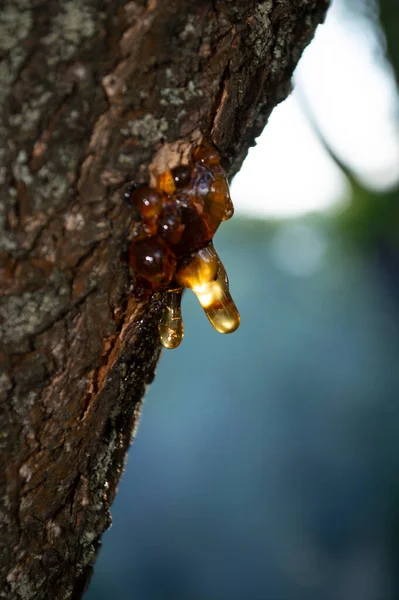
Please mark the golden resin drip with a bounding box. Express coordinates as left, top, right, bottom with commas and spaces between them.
175, 243, 240, 334
159, 289, 184, 349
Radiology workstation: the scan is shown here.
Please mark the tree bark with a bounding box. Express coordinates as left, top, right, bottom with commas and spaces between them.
0, 1, 329, 598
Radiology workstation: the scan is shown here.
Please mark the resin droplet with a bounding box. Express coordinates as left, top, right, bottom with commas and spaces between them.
127, 185, 162, 218
157, 169, 176, 196
158, 205, 184, 246
126, 142, 239, 347
211, 176, 234, 221
191, 144, 234, 225
175, 242, 240, 334
128, 237, 176, 288
204, 259, 240, 333
192, 144, 220, 166
159, 289, 184, 349
171, 165, 191, 188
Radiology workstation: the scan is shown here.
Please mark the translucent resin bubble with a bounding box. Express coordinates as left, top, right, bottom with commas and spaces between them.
159, 289, 184, 349
175, 243, 240, 334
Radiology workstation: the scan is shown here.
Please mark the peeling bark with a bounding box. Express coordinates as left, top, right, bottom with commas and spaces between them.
0, 1, 329, 598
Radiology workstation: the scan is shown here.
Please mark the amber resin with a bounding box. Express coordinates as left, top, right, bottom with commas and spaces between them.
175, 243, 240, 334
126, 143, 240, 348
158, 289, 184, 349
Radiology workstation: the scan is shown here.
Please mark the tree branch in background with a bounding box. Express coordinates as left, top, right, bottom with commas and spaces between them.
379, 0, 399, 86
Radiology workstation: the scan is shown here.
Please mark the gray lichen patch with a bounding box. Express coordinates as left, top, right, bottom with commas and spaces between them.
120, 114, 169, 146
0, 3, 33, 117
160, 80, 204, 107
12, 150, 34, 186
34, 165, 69, 211
0, 373, 12, 402
0, 271, 71, 346
179, 15, 196, 41
0, 222, 18, 253
271, 33, 292, 74
42, 0, 97, 64
0, 61, 15, 105
8, 88, 53, 134
0, 2, 33, 52
12, 151, 72, 213
6, 568, 38, 600
35, 173, 69, 212
248, 0, 274, 61
90, 429, 117, 485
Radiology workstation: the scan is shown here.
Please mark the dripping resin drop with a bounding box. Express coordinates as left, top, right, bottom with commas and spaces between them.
126, 142, 240, 349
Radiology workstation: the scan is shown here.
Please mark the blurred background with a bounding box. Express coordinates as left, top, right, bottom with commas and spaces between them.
87, 0, 399, 598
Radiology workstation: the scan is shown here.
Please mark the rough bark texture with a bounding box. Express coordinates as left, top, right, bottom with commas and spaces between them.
0, 1, 329, 598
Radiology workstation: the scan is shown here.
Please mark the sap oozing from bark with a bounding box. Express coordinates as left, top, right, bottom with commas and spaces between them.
126, 144, 240, 348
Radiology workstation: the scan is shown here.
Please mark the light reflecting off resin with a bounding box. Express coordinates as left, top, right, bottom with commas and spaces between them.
222, 198, 234, 221
159, 289, 184, 349
176, 245, 219, 289
126, 142, 240, 348
176, 243, 240, 335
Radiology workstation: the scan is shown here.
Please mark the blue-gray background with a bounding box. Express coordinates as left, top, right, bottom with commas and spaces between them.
87, 218, 399, 600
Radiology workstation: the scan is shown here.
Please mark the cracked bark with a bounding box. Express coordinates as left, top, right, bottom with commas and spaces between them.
0, 1, 329, 598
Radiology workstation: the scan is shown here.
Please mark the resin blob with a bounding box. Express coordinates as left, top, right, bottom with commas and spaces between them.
126, 144, 240, 348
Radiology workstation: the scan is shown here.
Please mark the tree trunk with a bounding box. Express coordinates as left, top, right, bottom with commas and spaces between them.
0, 1, 329, 598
